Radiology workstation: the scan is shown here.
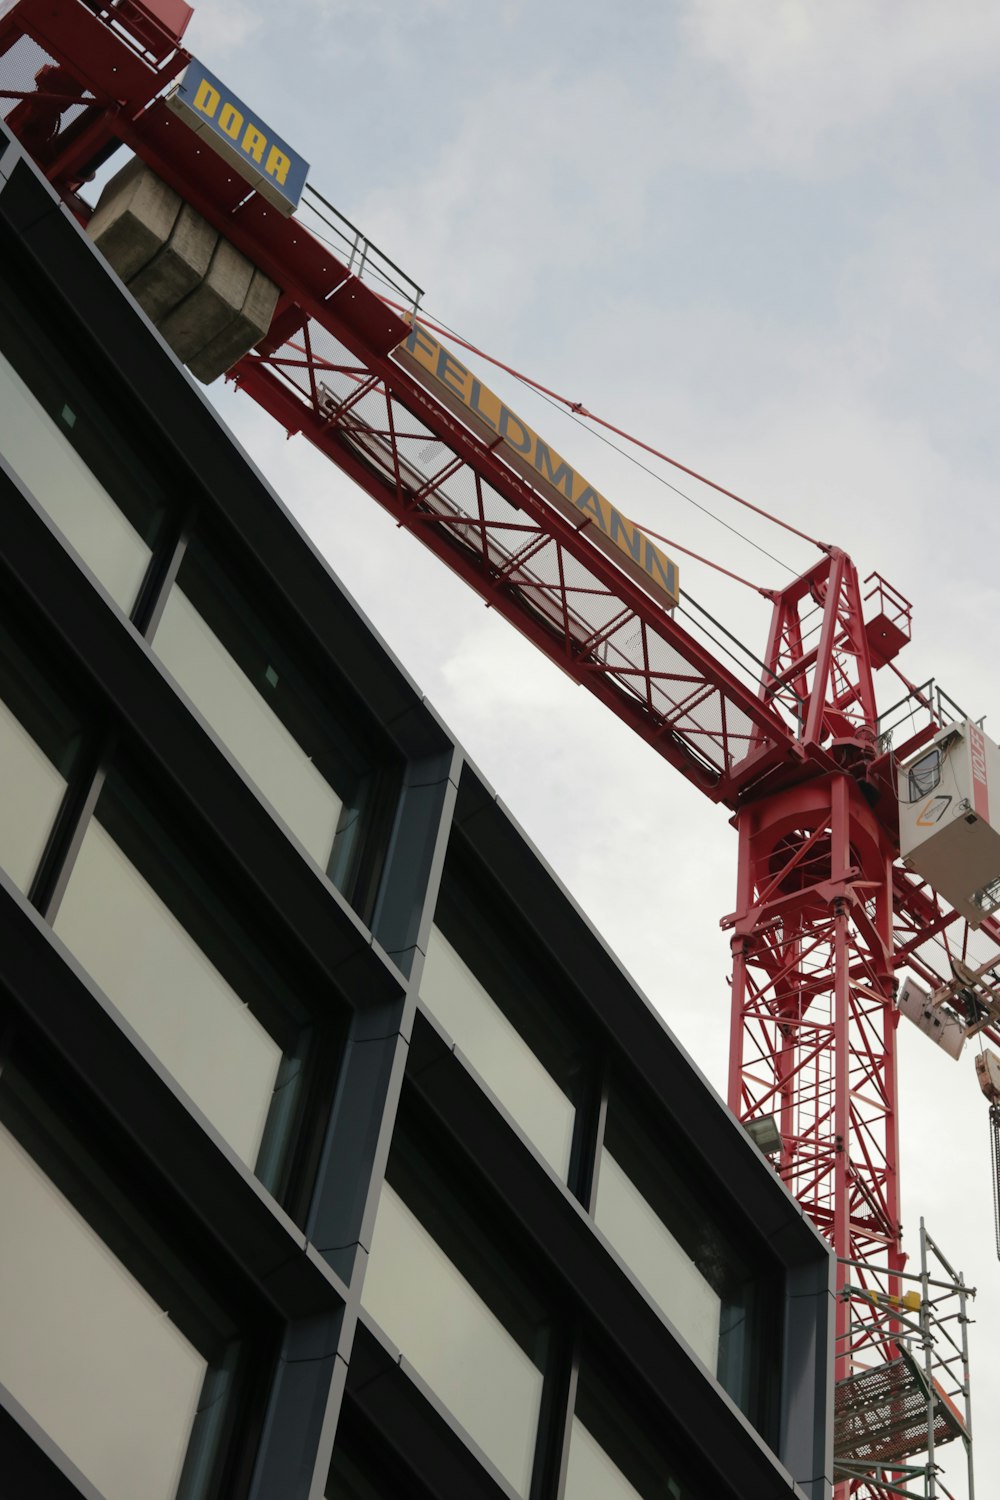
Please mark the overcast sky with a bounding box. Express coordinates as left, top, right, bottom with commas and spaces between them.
182, 2, 999, 1491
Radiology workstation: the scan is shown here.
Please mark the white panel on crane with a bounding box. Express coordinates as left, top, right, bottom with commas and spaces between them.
898, 720, 1000, 927
896, 976, 966, 1060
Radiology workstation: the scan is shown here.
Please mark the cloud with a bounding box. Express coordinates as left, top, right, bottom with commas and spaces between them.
184, 0, 264, 58
678, 0, 1000, 169
351, 64, 662, 326
310, 0, 453, 14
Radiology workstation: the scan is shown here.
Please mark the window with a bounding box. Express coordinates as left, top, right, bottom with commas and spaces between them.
0, 1055, 243, 1500
421, 925, 576, 1177
152, 539, 397, 908
907, 747, 942, 802
51, 769, 315, 1189
0, 615, 80, 895
362, 1130, 548, 1497
326, 1435, 421, 1500
422, 861, 580, 1179
595, 1095, 774, 1427
0, 286, 165, 614
326, 1448, 390, 1500
565, 1363, 700, 1500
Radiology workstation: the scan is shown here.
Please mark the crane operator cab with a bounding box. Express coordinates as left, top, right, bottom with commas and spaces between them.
898, 719, 1000, 928
895, 720, 1000, 1060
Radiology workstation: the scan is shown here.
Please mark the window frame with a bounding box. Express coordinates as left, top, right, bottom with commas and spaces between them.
907, 746, 943, 802
360, 1097, 555, 1500
425, 850, 592, 1188
0, 1013, 281, 1500
591, 1071, 783, 1441
44, 743, 350, 1220
148, 523, 405, 926
0, 267, 176, 623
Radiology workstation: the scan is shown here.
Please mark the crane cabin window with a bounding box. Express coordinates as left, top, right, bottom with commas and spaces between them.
906, 747, 942, 802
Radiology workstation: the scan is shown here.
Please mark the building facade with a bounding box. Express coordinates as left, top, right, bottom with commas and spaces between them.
0, 126, 833, 1500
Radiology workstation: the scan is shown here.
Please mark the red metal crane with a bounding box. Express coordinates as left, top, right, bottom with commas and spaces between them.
2, 3, 996, 1492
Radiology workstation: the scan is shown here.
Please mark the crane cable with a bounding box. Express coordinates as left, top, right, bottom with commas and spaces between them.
280, 323, 773, 595
377, 297, 829, 561
294, 225, 806, 588
990, 1102, 1000, 1262
517, 385, 788, 591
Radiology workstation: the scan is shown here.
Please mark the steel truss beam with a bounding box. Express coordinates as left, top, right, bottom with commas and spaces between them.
728, 561, 907, 1500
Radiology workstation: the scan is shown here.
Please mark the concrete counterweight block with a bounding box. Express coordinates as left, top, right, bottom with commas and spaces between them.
87, 158, 280, 385
158, 236, 254, 363
86, 156, 183, 282
187, 267, 280, 385
127, 201, 217, 323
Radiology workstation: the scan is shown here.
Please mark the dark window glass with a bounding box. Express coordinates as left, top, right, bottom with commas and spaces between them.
52, 769, 331, 1197
595, 1094, 777, 1430
325, 1435, 428, 1500
362, 1128, 549, 1496
907, 747, 942, 802
0, 1056, 244, 1500
0, 613, 80, 895
153, 539, 399, 913
326, 1447, 389, 1500
567, 1362, 703, 1500
0, 280, 166, 613
424, 858, 582, 1179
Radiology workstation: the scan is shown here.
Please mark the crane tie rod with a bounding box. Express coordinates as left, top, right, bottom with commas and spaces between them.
281, 333, 770, 597
377, 298, 828, 557
991, 1102, 1000, 1262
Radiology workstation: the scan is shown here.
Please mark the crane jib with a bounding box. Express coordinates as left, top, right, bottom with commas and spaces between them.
396, 321, 680, 611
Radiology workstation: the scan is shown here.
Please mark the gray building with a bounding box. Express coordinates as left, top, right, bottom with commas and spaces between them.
0, 125, 833, 1500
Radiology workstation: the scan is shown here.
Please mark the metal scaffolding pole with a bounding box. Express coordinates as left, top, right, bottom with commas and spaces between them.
834, 1224, 975, 1499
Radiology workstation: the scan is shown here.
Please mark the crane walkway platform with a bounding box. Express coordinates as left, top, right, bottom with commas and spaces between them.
833, 1346, 968, 1480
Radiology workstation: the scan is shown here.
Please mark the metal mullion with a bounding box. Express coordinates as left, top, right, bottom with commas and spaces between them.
0, 1009, 15, 1080
33, 732, 116, 926
134, 502, 197, 644
532, 1324, 581, 1500
571, 1058, 609, 1220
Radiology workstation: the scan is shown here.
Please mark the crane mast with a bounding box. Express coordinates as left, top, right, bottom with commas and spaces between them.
3, 3, 998, 1494
726, 554, 903, 1394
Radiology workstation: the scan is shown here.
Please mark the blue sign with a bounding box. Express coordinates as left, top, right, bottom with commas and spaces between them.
169, 59, 308, 214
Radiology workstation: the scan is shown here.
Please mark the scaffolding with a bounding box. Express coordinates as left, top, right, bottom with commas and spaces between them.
835, 1221, 975, 1499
